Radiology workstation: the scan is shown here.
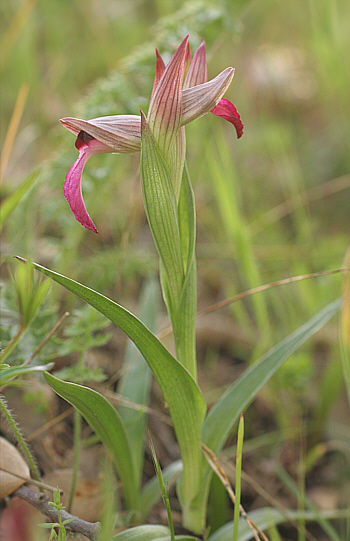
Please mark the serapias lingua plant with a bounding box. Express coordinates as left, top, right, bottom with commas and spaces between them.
55, 36, 245, 533
30, 35, 344, 538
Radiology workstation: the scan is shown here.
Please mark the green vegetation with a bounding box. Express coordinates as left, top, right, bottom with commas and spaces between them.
1, 0, 349, 539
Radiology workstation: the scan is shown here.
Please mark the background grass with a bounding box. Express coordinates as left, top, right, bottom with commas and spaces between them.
1, 0, 349, 537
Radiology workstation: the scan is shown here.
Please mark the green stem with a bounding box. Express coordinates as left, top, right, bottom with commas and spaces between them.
68, 408, 81, 513
0, 325, 25, 364
0, 393, 41, 481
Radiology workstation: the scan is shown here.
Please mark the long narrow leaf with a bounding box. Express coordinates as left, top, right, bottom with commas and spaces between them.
112, 525, 170, 541
203, 298, 341, 453
44, 372, 139, 510
175, 165, 197, 378
208, 507, 349, 541
112, 525, 200, 541
0, 363, 54, 385
0, 169, 39, 231
29, 260, 206, 504
192, 299, 341, 528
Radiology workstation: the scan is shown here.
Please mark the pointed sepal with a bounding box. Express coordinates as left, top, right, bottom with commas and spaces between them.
147, 36, 189, 159
183, 38, 207, 89
182, 67, 234, 125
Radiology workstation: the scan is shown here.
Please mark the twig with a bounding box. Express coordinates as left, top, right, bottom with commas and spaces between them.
0, 467, 59, 494
248, 173, 350, 236
27, 407, 74, 442
202, 443, 268, 541
157, 267, 350, 339
22, 311, 70, 367
14, 485, 101, 540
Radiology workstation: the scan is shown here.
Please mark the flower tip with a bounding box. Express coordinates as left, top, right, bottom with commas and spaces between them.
59, 117, 81, 136
60, 117, 73, 127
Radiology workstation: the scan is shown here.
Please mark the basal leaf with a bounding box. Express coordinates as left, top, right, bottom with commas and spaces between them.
112, 525, 170, 541
203, 298, 341, 453
192, 299, 341, 530
208, 507, 349, 541
29, 260, 206, 504
44, 372, 139, 510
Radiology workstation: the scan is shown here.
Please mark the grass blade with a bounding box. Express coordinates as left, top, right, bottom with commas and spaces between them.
0, 169, 39, 232
232, 414, 244, 541
140, 460, 183, 521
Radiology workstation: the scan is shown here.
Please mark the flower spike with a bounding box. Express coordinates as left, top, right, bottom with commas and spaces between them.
61, 36, 243, 230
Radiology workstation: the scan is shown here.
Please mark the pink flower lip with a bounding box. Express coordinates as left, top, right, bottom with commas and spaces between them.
63, 136, 112, 234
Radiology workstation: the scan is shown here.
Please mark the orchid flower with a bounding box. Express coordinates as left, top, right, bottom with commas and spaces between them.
61, 37, 243, 232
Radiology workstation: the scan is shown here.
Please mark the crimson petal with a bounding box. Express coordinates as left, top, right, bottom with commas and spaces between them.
211, 98, 244, 138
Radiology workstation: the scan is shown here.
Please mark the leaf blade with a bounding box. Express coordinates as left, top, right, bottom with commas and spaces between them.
203, 298, 341, 452
44, 372, 139, 510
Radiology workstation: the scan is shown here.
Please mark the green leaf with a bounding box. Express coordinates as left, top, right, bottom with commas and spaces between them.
44, 372, 139, 510
191, 299, 341, 530
0, 363, 54, 385
174, 164, 197, 379
0, 169, 39, 232
232, 414, 244, 541
208, 507, 349, 541
140, 113, 184, 310
158, 537, 200, 541
203, 298, 341, 453
178, 163, 196, 275
30, 260, 206, 505
112, 526, 201, 541
112, 525, 170, 541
